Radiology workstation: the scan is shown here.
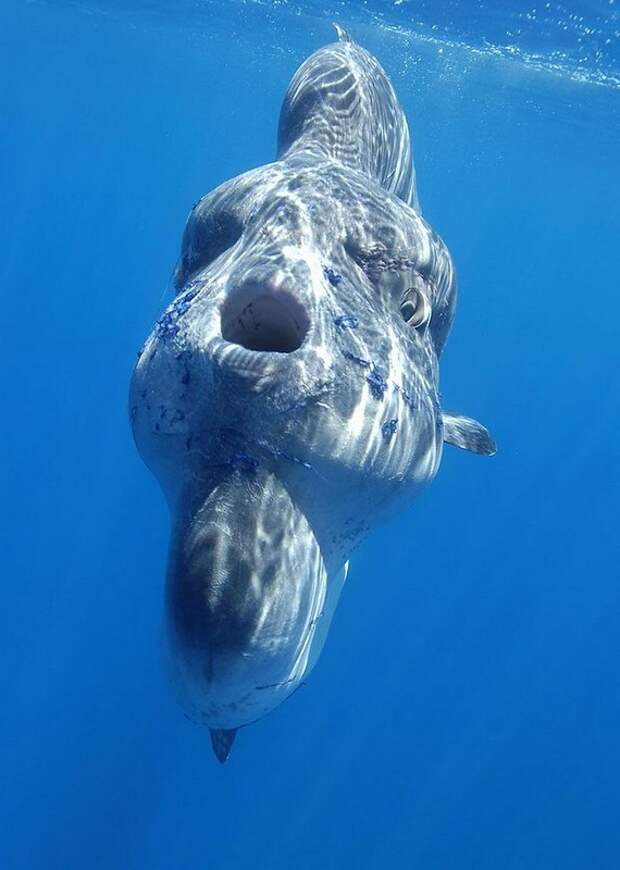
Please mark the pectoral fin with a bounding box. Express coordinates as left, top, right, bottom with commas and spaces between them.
442, 412, 496, 456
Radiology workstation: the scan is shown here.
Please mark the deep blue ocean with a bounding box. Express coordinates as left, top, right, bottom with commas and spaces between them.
2, 1, 619, 868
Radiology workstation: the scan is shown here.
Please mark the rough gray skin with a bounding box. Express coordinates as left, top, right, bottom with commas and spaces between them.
129, 27, 495, 762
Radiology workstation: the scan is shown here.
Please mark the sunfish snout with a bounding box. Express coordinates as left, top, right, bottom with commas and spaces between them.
165, 471, 334, 730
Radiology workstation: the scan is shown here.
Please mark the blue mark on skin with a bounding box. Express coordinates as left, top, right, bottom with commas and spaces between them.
340, 345, 405, 406
156, 288, 200, 342
175, 349, 193, 361
231, 452, 259, 472
277, 450, 312, 470
156, 310, 180, 341
335, 316, 410, 409
257, 438, 313, 470
393, 383, 417, 410
274, 396, 311, 416
323, 266, 342, 286
175, 348, 193, 386
178, 281, 201, 302
342, 350, 371, 369
218, 427, 312, 473
171, 288, 198, 316
157, 405, 185, 425
218, 428, 259, 471
219, 426, 248, 449
435, 396, 444, 429
366, 366, 388, 400
334, 313, 359, 331
382, 418, 398, 439
255, 677, 298, 691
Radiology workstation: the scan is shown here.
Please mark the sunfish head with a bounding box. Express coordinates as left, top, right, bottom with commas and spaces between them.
129, 29, 458, 747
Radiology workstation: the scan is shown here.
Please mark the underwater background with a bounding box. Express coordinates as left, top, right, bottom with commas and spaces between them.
1, 1, 619, 867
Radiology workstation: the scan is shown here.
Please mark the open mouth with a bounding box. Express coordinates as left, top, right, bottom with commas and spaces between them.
221, 289, 309, 353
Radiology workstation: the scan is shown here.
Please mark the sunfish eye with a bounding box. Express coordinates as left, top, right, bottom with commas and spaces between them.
400, 287, 431, 328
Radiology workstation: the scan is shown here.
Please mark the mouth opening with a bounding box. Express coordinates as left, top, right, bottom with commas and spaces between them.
221, 290, 309, 353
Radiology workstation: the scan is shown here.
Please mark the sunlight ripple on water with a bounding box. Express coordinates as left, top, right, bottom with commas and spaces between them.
50, 0, 620, 90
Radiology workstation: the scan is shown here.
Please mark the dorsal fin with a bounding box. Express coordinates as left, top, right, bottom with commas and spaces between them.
333, 23, 353, 43
277, 29, 417, 208
210, 728, 237, 763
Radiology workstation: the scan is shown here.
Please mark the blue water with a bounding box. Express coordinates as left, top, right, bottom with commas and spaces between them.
2, 1, 619, 867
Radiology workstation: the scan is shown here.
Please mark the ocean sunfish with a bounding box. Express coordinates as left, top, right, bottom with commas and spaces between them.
129, 26, 495, 762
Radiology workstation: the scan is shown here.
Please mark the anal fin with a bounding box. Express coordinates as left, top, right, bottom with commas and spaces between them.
210, 728, 238, 763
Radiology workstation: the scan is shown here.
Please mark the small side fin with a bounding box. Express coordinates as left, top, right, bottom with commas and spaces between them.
443, 412, 496, 456
333, 23, 353, 43
210, 728, 237, 763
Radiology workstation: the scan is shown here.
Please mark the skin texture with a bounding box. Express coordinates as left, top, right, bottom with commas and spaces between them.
129, 28, 493, 761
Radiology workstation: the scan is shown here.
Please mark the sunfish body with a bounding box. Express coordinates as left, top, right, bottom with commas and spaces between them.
130, 27, 495, 762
